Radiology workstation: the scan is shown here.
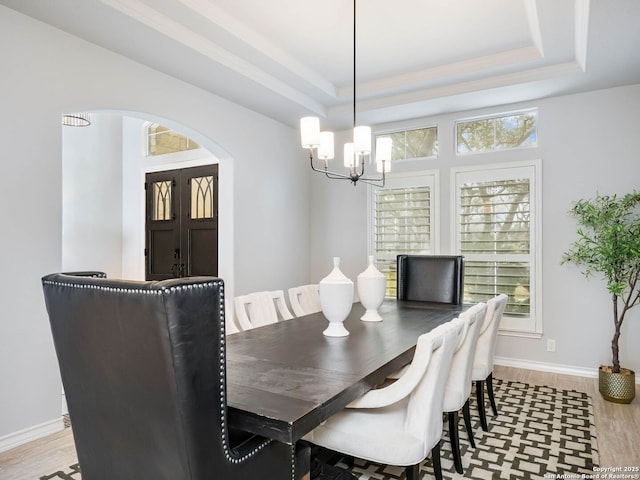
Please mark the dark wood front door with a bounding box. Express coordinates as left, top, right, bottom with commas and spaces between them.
145, 165, 218, 280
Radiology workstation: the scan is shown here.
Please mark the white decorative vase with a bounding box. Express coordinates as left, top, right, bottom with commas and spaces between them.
357, 256, 386, 322
319, 257, 354, 337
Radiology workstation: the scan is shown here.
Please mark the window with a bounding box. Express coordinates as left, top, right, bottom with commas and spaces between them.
452, 161, 541, 335
369, 172, 438, 298
456, 110, 537, 154
376, 126, 438, 161
146, 123, 200, 156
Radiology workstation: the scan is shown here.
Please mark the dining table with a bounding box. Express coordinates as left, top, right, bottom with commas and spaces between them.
225, 300, 468, 445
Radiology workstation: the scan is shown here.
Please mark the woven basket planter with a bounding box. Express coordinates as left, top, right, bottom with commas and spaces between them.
599, 365, 636, 404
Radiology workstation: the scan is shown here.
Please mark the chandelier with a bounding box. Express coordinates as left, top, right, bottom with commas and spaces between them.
62, 113, 91, 127
300, 0, 391, 186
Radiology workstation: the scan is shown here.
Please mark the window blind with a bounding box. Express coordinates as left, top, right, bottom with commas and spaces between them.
374, 185, 432, 297
459, 178, 531, 317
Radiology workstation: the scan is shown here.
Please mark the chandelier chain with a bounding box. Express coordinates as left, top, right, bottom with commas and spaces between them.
353, 0, 357, 129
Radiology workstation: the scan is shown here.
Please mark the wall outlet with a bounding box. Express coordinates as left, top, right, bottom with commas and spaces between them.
547, 339, 556, 352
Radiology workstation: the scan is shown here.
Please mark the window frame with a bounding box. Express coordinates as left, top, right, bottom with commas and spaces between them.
374, 124, 438, 162
367, 170, 440, 298
455, 108, 538, 156
450, 160, 542, 337
143, 122, 204, 158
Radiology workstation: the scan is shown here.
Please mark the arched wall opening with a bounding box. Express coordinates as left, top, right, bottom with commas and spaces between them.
61, 110, 235, 304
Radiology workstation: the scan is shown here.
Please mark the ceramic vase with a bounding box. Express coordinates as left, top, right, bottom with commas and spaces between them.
357, 256, 386, 322
319, 257, 354, 337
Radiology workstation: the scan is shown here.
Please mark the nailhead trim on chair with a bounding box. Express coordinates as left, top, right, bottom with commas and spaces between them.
43, 278, 298, 480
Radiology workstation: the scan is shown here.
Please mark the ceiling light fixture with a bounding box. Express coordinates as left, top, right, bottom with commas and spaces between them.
300, 0, 391, 186
62, 113, 91, 127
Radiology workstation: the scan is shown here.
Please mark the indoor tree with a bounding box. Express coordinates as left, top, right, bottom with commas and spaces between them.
561, 190, 640, 374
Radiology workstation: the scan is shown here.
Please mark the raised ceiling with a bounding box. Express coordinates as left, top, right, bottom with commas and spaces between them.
2, 0, 639, 128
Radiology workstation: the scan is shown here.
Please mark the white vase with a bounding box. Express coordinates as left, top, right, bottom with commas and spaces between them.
357, 256, 387, 322
319, 257, 354, 337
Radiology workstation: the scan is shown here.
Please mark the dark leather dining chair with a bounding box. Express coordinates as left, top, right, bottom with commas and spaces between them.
396, 254, 464, 305
42, 273, 310, 480
61, 270, 107, 278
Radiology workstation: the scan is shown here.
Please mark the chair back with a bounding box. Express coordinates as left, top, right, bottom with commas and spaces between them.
61, 271, 107, 278
404, 317, 463, 452
288, 284, 321, 317
41, 274, 299, 480
443, 302, 487, 412
472, 294, 508, 380
234, 290, 294, 330
396, 255, 464, 304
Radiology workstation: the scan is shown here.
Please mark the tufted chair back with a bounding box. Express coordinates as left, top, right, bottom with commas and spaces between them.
42, 273, 308, 480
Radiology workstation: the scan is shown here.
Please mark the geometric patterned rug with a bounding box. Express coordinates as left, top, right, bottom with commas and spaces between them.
39, 462, 80, 480
349, 380, 599, 480
39, 380, 599, 480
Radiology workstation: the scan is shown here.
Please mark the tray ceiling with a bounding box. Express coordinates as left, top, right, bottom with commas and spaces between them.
2, 0, 639, 128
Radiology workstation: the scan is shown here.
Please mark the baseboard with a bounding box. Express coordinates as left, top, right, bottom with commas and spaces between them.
494, 356, 640, 384
0, 417, 65, 453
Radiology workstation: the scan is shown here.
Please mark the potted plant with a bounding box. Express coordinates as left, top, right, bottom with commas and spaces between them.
561, 191, 640, 403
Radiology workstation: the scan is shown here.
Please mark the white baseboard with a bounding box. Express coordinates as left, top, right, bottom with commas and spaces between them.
0, 417, 65, 453
494, 356, 640, 384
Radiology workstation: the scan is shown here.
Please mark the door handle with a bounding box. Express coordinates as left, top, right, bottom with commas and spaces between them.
171, 263, 180, 277
172, 247, 183, 277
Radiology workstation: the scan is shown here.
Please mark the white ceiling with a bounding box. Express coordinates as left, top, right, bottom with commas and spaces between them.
3, 0, 640, 128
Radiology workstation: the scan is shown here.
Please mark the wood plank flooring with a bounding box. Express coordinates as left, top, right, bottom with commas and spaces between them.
0, 366, 637, 480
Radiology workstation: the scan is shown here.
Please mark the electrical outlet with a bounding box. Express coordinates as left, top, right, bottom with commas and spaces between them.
547, 339, 556, 352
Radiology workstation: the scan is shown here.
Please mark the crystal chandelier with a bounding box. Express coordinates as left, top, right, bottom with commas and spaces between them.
300, 0, 391, 186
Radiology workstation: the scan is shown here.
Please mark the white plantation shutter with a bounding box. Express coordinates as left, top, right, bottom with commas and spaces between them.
370, 172, 438, 298
375, 186, 431, 252
460, 179, 530, 255
453, 162, 541, 334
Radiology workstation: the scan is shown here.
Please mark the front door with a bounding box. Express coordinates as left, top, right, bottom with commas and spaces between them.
145, 165, 218, 280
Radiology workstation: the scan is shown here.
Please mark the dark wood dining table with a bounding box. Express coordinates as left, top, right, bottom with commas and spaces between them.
226, 300, 467, 445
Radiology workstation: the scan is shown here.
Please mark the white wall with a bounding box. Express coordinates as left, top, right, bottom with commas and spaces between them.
2, 0, 638, 449
62, 114, 123, 277
0, 5, 310, 445
310, 84, 640, 376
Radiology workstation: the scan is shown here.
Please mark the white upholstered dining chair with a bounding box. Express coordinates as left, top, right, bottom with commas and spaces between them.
303, 318, 464, 480
442, 302, 487, 474
288, 284, 321, 317
472, 293, 508, 431
234, 290, 294, 330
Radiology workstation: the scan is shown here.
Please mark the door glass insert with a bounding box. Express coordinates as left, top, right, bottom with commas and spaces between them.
191, 176, 214, 219
152, 180, 172, 221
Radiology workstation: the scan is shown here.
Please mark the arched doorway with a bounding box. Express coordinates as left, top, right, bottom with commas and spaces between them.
61, 111, 235, 300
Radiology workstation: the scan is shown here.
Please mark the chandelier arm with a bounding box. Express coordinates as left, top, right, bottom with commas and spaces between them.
328, 174, 354, 181
323, 170, 355, 181
358, 179, 384, 187
309, 156, 356, 181
354, 170, 386, 187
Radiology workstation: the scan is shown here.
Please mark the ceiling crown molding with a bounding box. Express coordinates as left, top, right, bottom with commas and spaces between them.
98, 0, 327, 114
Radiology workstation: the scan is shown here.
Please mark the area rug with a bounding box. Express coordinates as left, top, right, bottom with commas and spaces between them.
39, 380, 599, 480
350, 379, 599, 480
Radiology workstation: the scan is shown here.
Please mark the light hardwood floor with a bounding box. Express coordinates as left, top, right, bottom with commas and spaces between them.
0, 366, 638, 480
